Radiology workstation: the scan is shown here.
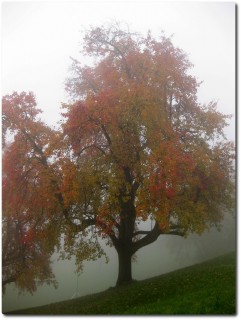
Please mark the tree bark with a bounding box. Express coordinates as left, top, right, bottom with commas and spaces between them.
115, 220, 185, 286
116, 248, 133, 286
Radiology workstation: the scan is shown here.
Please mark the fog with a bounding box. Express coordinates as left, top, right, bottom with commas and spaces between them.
2, 1, 235, 141
2, 1, 236, 314
3, 212, 235, 313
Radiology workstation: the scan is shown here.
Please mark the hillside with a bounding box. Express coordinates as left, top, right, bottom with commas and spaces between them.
7, 252, 236, 315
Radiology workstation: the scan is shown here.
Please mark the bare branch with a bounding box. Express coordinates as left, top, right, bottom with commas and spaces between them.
78, 143, 106, 156
63, 209, 95, 233
132, 230, 150, 237
132, 221, 185, 254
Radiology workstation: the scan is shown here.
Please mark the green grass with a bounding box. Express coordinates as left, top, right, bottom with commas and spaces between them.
7, 251, 236, 315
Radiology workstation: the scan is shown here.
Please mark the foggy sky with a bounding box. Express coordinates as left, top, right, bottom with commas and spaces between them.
2, 1, 235, 140
2, 0, 236, 313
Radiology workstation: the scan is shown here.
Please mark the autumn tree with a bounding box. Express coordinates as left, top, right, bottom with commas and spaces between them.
2, 92, 59, 292
2, 24, 234, 288
63, 24, 234, 284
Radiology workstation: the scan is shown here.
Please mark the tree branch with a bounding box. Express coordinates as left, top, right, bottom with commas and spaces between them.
132, 221, 185, 254
2, 275, 17, 287
168, 222, 185, 237
78, 143, 106, 156
132, 230, 150, 237
132, 221, 161, 253
168, 229, 185, 237
63, 209, 96, 233
21, 129, 48, 166
95, 35, 132, 79
100, 124, 112, 147
108, 232, 120, 249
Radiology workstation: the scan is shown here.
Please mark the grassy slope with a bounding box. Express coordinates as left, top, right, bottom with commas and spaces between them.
8, 251, 236, 315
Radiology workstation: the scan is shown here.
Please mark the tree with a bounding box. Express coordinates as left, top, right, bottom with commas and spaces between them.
2, 213, 57, 293
63, 24, 234, 284
2, 92, 59, 292
2, 24, 235, 288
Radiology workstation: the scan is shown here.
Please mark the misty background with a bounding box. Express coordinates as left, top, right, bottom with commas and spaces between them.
3, 212, 235, 312
2, 1, 236, 313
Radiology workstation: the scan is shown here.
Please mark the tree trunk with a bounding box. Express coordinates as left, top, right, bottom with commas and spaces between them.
116, 249, 133, 286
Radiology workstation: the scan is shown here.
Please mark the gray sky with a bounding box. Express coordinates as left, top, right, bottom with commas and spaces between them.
1, 0, 237, 313
2, 1, 235, 140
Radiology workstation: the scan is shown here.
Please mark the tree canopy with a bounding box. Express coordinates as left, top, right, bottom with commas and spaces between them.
2, 92, 59, 292
2, 24, 235, 289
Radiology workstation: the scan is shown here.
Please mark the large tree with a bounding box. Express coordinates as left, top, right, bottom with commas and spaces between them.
2, 24, 234, 288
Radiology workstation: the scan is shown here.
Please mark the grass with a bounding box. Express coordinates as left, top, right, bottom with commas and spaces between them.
7, 251, 236, 315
